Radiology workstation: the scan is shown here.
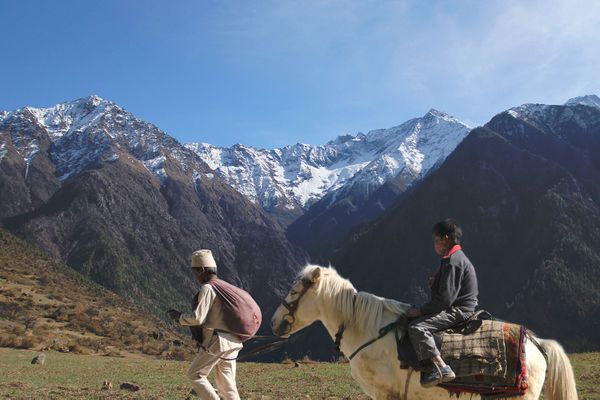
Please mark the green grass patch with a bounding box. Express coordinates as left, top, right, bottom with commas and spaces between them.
571, 352, 600, 400
1, 348, 599, 399
0, 348, 367, 399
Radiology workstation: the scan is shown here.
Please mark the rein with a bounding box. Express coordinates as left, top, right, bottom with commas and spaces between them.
201, 328, 311, 361
329, 290, 404, 361
203, 278, 315, 361
201, 334, 291, 361
345, 320, 403, 360
277, 275, 403, 363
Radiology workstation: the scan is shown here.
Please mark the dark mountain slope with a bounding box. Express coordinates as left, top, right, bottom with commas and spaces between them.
0, 97, 306, 321
333, 124, 600, 351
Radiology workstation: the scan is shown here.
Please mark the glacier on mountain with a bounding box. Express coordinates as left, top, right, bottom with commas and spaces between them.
565, 94, 600, 109
3, 94, 598, 218
186, 109, 472, 211
503, 96, 600, 137
0, 95, 200, 183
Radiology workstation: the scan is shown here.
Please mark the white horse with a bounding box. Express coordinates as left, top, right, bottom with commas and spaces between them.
271, 265, 578, 400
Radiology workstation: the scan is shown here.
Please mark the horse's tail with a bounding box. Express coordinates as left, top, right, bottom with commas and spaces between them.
540, 339, 578, 400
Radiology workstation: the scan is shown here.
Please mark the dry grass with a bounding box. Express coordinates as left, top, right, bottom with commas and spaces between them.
0, 228, 192, 359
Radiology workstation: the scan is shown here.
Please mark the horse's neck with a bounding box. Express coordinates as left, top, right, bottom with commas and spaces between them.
317, 289, 371, 356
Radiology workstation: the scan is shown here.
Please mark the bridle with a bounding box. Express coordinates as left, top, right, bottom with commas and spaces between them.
279, 278, 313, 334
278, 276, 405, 363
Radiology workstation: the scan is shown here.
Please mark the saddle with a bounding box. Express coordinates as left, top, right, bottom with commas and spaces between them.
396, 310, 529, 398
396, 309, 491, 368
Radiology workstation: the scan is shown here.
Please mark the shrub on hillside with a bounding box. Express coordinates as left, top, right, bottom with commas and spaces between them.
38, 275, 52, 286
300, 355, 318, 364
281, 357, 294, 365
0, 333, 18, 348
0, 333, 39, 349
19, 336, 38, 349
123, 335, 141, 347
49, 306, 71, 322
68, 344, 91, 355
84, 307, 100, 317
166, 347, 188, 361
11, 325, 26, 336
141, 342, 163, 356
0, 301, 23, 319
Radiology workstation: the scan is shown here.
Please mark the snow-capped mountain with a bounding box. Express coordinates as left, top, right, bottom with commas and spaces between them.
333, 97, 600, 352
0, 95, 210, 184
186, 109, 472, 213
497, 95, 600, 138
565, 94, 600, 109
0, 95, 306, 316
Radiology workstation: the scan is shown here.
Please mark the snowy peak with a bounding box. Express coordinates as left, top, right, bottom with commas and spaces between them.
18, 95, 113, 138
1, 95, 127, 180
187, 109, 472, 212
344, 110, 471, 190
565, 94, 600, 109
328, 133, 358, 146
508, 94, 600, 121
503, 96, 600, 137
425, 108, 455, 121
0, 96, 204, 183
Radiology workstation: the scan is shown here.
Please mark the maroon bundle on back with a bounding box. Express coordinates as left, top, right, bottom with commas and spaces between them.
207, 277, 262, 341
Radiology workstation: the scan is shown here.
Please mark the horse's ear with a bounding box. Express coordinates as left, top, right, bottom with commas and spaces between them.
311, 267, 321, 283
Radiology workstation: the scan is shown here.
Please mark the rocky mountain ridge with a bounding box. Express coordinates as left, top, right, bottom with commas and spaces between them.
331, 96, 600, 351
186, 109, 471, 224
0, 96, 306, 320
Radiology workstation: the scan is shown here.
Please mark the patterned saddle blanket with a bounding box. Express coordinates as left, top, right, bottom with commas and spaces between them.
397, 315, 529, 398
439, 320, 528, 398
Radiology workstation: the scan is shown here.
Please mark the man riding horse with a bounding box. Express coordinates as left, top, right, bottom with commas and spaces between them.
406, 218, 479, 387
271, 218, 577, 399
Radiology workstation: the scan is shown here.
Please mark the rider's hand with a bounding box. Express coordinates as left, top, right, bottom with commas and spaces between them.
427, 276, 434, 288
406, 308, 422, 318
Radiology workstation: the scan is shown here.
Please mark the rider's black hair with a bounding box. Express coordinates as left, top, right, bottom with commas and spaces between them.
432, 218, 462, 244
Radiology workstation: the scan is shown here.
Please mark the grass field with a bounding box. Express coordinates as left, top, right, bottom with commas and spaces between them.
0, 348, 598, 399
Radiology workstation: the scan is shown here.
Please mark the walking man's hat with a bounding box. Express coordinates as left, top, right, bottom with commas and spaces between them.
191, 249, 217, 269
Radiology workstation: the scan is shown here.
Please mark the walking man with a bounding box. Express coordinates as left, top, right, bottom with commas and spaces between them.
168, 249, 243, 400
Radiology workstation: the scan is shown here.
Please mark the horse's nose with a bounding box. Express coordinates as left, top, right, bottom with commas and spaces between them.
273, 319, 290, 337
271, 320, 280, 336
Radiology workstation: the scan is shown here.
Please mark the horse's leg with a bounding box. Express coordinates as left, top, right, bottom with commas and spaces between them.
350, 365, 377, 399
351, 369, 401, 400
519, 340, 547, 400
350, 359, 404, 400
369, 389, 400, 400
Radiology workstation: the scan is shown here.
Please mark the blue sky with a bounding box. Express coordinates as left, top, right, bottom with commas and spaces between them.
1, 0, 599, 149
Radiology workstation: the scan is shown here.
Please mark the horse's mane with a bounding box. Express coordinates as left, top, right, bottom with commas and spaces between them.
299, 265, 409, 336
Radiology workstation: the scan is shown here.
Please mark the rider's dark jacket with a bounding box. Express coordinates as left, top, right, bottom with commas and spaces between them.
420, 245, 479, 315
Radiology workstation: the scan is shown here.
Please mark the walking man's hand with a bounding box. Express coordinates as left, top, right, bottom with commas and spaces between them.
167, 309, 182, 321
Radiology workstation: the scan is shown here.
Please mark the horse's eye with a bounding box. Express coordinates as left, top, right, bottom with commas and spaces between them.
290, 291, 298, 296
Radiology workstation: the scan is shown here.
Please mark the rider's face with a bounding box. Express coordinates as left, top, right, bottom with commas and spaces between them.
432, 234, 452, 256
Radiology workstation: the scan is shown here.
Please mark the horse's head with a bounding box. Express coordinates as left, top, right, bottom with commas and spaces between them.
271, 265, 323, 337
